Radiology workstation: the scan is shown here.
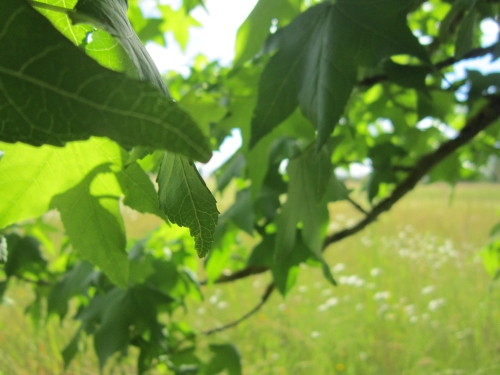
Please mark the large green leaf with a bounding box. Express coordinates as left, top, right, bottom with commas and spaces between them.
234, 0, 302, 67
51, 164, 129, 288
0, 138, 121, 230
206, 344, 242, 375
0, 0, 211, 162
275, 147, 332, 259
157, 153, 219, 257
73, 0, 170, 96
251, 0, 429, 149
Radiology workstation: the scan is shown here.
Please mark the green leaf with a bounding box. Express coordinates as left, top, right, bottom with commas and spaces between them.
48, 261, 94, 319
178, 91, 228, 136
158, 5, 202, 51
0, 138, 120, 230
480, 238, 500, 279
84, 29, 137, 76
73, 0, 170, 96
234, 0, 302, 67
251, 0, 429, 149
216, 153, 246, 193
248, 234, 319, 295
0, 0, 211, 162
51, 164, 129, 288
417, 91, 456, 121
275, 148, 332, 259
455, 8, 476, 58
4, 234, 47, 278
206, 344, 242, 375
116, 161, 166, 219
383, 60, 428, 92
219, 189, 255, 235
62, 328, 83, 369
157, 153, 219, 257
204, 224, 235, 282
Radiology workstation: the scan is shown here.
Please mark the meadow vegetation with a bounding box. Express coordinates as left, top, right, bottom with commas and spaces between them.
1, 182, 499, 375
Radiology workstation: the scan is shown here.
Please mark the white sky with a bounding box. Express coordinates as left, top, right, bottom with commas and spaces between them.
144, 1, 500, 178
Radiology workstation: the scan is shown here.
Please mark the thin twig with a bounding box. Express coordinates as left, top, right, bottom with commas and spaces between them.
358, 44, 497, 88
209, 93, 500, 285
200, 265, 268, 285
201, 283, 275, 336
322, 93, 500, 249
346, 196, 369, 216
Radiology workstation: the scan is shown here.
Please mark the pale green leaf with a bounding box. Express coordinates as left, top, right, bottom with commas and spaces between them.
0, 138, 122, 230
51, 164, 129, 288
234, 0, 301, 67
158, 5, 202, 51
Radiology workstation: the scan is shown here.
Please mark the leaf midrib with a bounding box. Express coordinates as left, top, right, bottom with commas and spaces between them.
0, 64, 209, 159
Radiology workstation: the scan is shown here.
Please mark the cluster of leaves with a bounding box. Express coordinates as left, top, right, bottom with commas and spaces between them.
1, 0, 500, 373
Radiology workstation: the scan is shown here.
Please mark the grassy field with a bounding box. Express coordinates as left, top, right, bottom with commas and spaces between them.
1, 182, 499, 374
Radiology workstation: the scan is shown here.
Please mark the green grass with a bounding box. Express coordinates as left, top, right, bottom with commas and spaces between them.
1, 183, 500, 374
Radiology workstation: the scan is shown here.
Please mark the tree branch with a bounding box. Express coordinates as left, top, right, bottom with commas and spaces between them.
346, 196, 369, 216
358, 44, 496, 88
201, 282, 275, 336
322, 93, 500, 249
210, 93, 500, 284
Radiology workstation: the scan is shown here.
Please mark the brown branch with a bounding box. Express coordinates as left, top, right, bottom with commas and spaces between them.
322, 93, 500, 249
200, 265, 268, 285
201, 282, 275, 336
209, 93, 500, 284
346, 196, 369, 216
358, 44, 497, 88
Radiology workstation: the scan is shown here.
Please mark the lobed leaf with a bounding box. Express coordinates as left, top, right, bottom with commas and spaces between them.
251, 0, 429, 150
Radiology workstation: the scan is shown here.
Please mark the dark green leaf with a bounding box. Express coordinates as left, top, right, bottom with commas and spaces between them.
0, 0, 211, 162
62, 329, 83, 370
48, 261, 94, 320
383, 60, 428, 92
251, 0, 429, 149
220, 189, 255, 235
3, 234, 47, 278
455, 8, 476, 58
157, 153, 219, 257
206, 344, 242, 375
216, 153, 246, 192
